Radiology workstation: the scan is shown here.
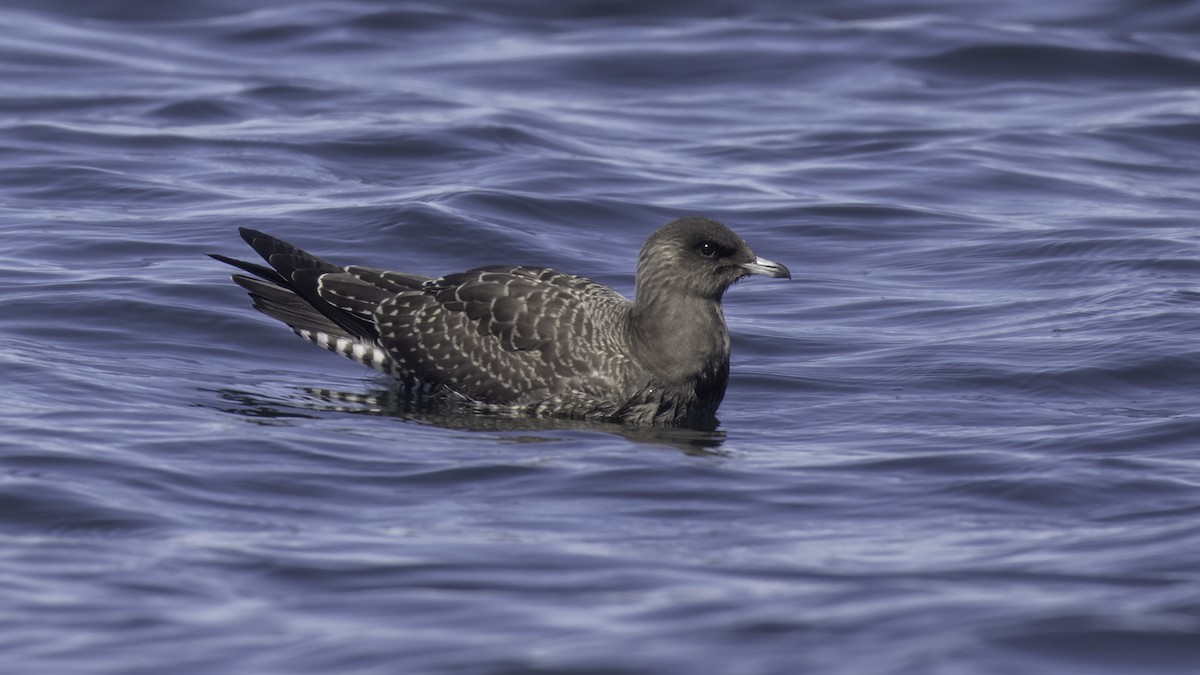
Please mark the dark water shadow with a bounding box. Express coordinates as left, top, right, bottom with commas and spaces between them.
201, 385, 728, 456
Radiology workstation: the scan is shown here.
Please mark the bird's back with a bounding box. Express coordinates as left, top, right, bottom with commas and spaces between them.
363, 264, 639, 410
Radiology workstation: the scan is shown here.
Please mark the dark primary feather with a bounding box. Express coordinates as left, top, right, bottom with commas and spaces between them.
210, 217, 789, 427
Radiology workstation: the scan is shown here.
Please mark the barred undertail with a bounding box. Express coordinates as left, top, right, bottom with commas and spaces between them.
293, 327, 392, 373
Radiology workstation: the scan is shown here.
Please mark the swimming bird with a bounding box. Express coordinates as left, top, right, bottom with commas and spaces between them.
211, 217, 789, 427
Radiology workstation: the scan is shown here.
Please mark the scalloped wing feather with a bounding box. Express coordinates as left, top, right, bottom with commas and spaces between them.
374, 266, 632, 403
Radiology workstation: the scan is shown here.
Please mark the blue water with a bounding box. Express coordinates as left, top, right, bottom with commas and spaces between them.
3, 1, 1200, 672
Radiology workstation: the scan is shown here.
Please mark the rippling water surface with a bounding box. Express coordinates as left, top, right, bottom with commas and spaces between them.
3, 1, 1200, 673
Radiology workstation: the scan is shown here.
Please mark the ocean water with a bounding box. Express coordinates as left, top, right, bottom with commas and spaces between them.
2, 1, 1200, 673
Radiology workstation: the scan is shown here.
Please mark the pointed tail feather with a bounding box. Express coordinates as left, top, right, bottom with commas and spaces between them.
209, 229, 376, 342
210, 229, 411, 375
230, 274, 346, 337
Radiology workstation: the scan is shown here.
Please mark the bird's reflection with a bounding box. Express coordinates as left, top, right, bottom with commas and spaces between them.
206, 384, 728, 455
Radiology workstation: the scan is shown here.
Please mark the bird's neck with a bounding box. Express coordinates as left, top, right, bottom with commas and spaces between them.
629, 290, 731, 387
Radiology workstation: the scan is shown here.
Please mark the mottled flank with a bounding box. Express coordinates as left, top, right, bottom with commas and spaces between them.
211, 217, 789, 427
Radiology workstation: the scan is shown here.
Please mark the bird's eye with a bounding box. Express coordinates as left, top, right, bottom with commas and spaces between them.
696, 241, 718, 257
